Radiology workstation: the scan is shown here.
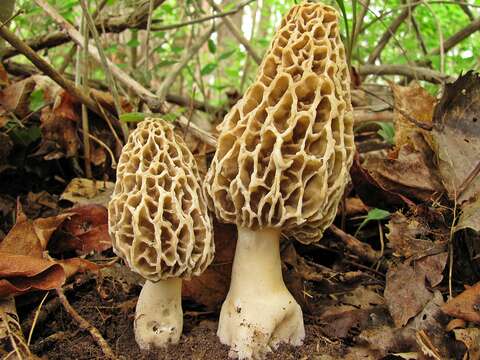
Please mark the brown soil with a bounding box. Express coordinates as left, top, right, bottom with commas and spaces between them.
28, 278, 345, 360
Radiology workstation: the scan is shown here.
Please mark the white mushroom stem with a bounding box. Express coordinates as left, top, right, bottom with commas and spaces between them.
134, 278, 183, 350
218, 227, 305, 359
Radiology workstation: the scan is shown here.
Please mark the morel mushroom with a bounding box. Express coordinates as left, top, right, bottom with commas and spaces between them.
204, 3, 354, 358
108, 119, 214, 349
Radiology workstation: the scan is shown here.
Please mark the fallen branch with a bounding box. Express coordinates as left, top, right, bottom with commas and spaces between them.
329, 224, 381, 264
56, 287, 117, 360
357, 64, 454, 84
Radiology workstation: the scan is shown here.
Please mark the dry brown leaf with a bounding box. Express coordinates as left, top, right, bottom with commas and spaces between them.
391, 82, 436, 148
58, 258, 101, 278
0, 77, 35, 117
430, 71, 480, 203
0, 253, 65, 297
457, 194, 480, 233
442, 282, 480, 324
60, 178, 114, 207
351, 152, 416, 209
0, 202, 70, 257
49, 205, 111, 255
363, 139, 444, 203
453, 328, 480, 359
387, 212, 437, 258
384, 262, 433, 327
182, 221, 236, 310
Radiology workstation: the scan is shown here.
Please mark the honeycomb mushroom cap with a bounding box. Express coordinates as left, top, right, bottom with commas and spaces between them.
204, 3, 355, 243
109, 118, 214, 281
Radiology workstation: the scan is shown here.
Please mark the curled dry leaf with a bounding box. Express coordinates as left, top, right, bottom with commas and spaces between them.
39, 91, 79, 160
0, 253, 65, 297
0, 202, 70, 257
363, 138, 444, 203
351, 152, 416, 209
49, 205, 111, 256
430, 71, 480, 203
442, 282, 480, 324
0, 76, 36, 117
390, 82, 436, 148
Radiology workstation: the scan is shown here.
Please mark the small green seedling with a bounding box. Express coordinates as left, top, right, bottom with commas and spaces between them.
354, 208, 391, 237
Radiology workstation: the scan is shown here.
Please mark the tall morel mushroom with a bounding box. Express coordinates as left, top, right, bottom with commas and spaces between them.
108, 119, 214, 349
204, 3, 355, 358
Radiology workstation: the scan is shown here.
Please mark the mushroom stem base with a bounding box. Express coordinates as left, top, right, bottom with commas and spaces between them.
218, 227, 305, 359
134, 278, 183, 350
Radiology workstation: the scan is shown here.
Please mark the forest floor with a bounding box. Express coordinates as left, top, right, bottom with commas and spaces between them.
0, 65, 480, 360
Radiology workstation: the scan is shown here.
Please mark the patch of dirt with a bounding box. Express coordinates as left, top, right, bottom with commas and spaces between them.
29, 278, 344, 360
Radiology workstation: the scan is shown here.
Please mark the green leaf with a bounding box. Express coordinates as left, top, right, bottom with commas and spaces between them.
29, 89, 45, 112
156, 59, 178, 67
355, 208, 391, 236
126, 38, 141, 48
208, 38, 217, 54
376, 121, 395, 145
201, 62, 217, 76
120, 112, 148, 123
9, 126, 41, 147
219, 49, 236, 60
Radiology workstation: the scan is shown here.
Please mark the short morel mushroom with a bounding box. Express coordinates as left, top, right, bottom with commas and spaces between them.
108, 119, 214, 349
204, 3, 355, 358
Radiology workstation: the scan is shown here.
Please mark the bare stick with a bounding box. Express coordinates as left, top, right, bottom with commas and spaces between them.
357, 64, 454, 84
79, 0, 128, 140
329, 224, 380, 263
80, 16, 92, 179
56, 288, 117, 360
454, 0, 475, 20
367, 4, 418, 64
207, 0, 262, 65
33, 0, 156, 101
429, 17, 480, 55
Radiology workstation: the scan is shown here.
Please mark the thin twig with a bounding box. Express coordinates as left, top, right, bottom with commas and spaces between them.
56, 287, 117, 360
357, 64, 454, 84
80, 0, 128, 141
421, 0, 445, 73
360, 86, 433, 130
79, 129, 118, 169
151, 0, 254, 32
80, 14, 92, 179
0, 18, 103, 117
367, 3, 418, 64
429, 17, 480, 56
144, 0, 154, 76
27, 292, 49, 345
